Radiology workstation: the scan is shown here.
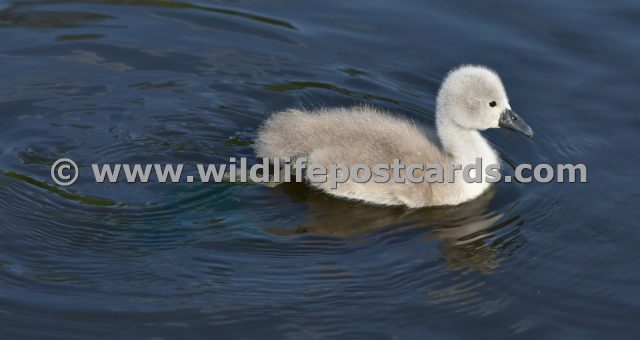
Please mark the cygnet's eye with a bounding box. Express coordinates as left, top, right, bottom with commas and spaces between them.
489, 101, 497, 107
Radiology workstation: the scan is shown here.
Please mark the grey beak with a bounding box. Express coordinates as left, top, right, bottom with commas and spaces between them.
499, 109, 533, 138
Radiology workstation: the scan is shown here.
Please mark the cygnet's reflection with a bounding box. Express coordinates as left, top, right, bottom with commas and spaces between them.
265, 181, 525, 273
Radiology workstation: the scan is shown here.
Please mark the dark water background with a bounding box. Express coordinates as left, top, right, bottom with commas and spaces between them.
1, 0, 639, 338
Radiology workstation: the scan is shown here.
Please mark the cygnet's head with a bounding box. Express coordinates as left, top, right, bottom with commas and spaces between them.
436, 65, 533, 137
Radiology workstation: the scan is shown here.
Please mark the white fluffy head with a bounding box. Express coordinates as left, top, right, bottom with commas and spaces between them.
436, 65, 510, 130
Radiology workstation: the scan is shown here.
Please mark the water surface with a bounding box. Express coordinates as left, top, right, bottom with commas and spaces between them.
0, 0, 639, 338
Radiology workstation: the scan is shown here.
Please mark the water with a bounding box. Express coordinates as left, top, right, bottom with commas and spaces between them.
0, 0, 639, 338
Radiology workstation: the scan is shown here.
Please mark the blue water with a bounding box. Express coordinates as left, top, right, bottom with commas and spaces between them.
0, 0, 639, 338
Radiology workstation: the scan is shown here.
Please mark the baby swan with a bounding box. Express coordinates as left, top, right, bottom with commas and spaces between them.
255, 65, 533, 208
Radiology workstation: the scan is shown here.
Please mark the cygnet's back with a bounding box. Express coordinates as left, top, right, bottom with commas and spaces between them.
256, 105, 445, 165
255, 106, 453, 207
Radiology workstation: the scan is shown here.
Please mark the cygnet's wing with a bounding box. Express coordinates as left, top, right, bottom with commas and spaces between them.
254, 106, 450, 206
255, 105, 445, 164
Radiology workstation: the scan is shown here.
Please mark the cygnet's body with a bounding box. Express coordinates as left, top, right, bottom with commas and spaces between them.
255, 65, 532, 208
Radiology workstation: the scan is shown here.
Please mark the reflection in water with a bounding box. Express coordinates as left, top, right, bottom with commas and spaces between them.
2, 171, 117, 206
0, 0, 295, 29
265, 181, 524, 273
0, 7, 115, 29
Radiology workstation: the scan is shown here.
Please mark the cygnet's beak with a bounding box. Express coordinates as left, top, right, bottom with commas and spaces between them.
499, 109, 533, 138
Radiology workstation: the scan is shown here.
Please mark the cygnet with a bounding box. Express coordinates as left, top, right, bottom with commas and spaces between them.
255, 65, 533, 207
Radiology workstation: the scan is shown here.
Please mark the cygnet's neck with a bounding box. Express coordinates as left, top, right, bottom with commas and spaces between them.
436, 116, 498, 167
